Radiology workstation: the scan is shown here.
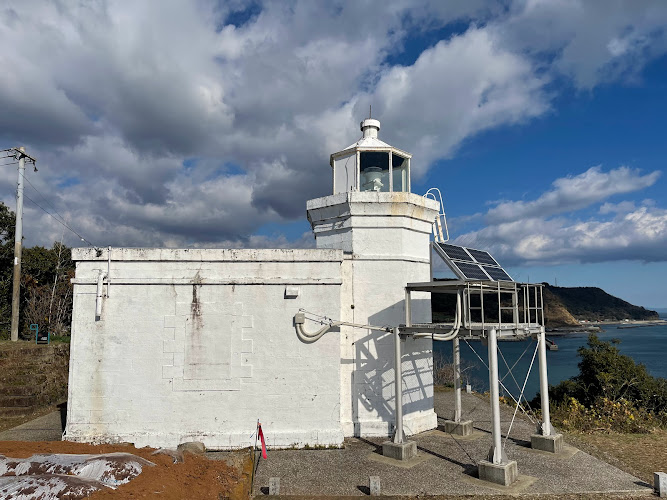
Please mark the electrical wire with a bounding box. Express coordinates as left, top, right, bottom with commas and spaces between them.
21, 171, 68, 225
23, 192, 96, 247
17, 171, 97, 247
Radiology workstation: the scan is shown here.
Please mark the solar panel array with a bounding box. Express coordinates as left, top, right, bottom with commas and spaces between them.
434, 243, 513, 282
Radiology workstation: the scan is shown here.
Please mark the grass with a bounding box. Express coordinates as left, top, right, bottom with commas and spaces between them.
565, 428, 667, 485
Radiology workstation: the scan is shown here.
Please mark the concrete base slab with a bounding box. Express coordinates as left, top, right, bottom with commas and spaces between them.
440, 419, 473, 436
462, 473, 537, 494
381, 440, 417, 461
477, 459, 518, 486
527, 442, 579, 460
367, 450, 430, 469
428, 428, 487, 441
531, 432, 564, 454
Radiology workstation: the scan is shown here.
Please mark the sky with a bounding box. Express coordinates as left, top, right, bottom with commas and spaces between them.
1, 1, 666, 308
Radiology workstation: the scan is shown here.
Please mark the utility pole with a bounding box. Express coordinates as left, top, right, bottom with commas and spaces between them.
9, 147, 36, 342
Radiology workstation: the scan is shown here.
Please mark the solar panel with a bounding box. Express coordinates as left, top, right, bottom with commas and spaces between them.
432, 242, 515, 282
466, 248, 499, 266
481, 265, 512, 281
455, 262, 491, 280
437, 243, 474, 262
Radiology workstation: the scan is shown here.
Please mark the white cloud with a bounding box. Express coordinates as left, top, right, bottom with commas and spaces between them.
497, 0, 667, 88
486, 166, 661, 224
456, 170, 667, 266
1, 1, 666, 250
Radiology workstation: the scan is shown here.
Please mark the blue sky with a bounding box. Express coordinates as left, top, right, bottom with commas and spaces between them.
1, 1, 666, 308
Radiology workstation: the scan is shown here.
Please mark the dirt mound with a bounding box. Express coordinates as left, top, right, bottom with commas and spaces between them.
0, 441, 250, 499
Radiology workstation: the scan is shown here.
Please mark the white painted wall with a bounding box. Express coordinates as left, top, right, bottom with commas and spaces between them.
307, 192, 440, 437
66, 249, 344, 450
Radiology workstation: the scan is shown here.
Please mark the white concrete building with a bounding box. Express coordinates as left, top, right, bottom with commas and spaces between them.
65, 119, 440, 449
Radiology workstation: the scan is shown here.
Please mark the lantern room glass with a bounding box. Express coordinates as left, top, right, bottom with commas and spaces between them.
392, 154, 409, 192
359, 152, 390, 192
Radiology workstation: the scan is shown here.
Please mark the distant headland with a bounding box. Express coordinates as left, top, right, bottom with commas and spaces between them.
542, 283, 660, 329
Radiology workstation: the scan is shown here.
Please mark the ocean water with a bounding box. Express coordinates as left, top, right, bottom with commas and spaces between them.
432, 315, 667, 400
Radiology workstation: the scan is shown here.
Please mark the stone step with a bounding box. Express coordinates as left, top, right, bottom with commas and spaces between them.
0, 384, 37, 396
0, 406, 34, 417
0, 374, 48, 388
0, 350, 55, 362
0, 395, 37, 407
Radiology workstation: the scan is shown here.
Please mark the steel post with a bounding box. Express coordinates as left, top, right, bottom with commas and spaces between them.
488, 327, 503, 464
405, 289, 411, 327
538, 329, 552, 436
453, 336, 461, 422
392, 327, 404, 444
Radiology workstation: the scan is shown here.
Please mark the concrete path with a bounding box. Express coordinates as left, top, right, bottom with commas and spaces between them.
0, 410, 64, 442
252, 391, 653, 496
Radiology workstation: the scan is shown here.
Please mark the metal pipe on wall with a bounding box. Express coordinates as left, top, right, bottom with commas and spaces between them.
95, 271, 107, 319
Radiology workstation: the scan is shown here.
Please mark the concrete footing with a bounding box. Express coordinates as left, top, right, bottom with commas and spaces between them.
655, 472, 667, 497
441, 420, 473, 436
269, 477, 280, 495
381, 440, 417, 461
531, 433, 564, 453
477, 459, 518, 486
369, 476, 381, 496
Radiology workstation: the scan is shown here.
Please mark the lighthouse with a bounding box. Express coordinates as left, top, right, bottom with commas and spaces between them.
307, 118, 440, 437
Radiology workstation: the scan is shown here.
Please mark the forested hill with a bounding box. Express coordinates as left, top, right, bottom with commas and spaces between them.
543, 284, 659, 324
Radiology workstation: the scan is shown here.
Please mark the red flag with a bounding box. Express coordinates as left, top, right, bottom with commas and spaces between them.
258, 423, 267, 459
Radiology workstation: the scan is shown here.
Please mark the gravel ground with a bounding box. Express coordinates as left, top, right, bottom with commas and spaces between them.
252, 391, 653, 497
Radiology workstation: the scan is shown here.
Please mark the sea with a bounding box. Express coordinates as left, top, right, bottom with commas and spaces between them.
432, 309, 667, 400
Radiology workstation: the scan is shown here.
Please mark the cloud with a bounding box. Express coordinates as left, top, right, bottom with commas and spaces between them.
497, 0, 667, 88
1, 1, 666, 249
486, 166, 661, 224
456, 169, 667, 266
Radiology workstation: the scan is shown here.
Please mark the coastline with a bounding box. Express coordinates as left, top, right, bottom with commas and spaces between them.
546, 318, 667, 335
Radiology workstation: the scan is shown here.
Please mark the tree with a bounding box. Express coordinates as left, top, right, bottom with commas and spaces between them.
549, 334, 667, 416
0, 202, 15, 338
0, 202, 75, 340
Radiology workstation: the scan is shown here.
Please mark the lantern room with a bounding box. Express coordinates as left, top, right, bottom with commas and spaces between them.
330, 119, 411, 194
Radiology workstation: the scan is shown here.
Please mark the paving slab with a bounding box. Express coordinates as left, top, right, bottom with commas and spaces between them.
0, 410, 64, 442
252, 391, 653, 497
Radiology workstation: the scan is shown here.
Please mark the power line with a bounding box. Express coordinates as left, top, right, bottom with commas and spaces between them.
23, 192, 96, 247
20, 171, 68, 225
16, 169, 98, 248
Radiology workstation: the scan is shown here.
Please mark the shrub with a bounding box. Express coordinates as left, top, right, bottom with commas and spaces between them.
543, 334, 667, 432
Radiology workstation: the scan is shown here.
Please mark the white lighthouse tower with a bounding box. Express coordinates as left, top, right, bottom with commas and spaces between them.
307, 119, 440, 437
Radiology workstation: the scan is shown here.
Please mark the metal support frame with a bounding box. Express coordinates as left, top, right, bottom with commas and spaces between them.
453, 337, 462, 422
538, 328, 552, 436
392, 326, 404, 444
405, 289, 412, 327
487, 327, 504, 464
